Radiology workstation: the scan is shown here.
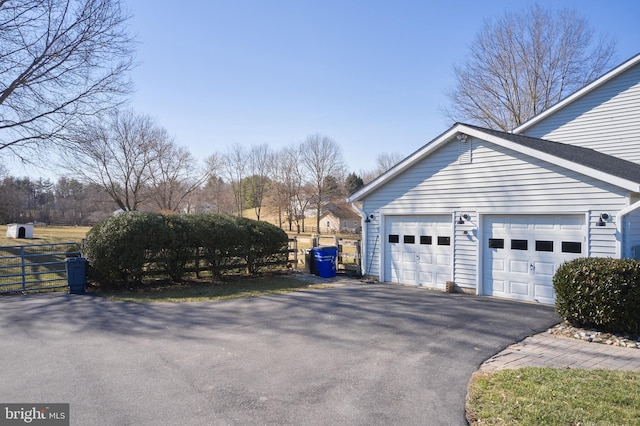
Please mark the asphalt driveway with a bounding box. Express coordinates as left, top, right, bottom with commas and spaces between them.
0, 283, 558, 425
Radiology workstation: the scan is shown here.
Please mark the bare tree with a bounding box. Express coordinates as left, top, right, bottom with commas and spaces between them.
269, 146, 305, 231
243, 144, 272, 221
222, 144, 247, 216
69, 109, 167, 212
375, 152, 405, 174
0, 0, 134, 158
444, 4, 616, 131
148, 142, 209, 213
299, 134, 344, 233
266, 149, 287, 228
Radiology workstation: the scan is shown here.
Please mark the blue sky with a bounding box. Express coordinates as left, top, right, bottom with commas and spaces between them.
7, 1, 640, 178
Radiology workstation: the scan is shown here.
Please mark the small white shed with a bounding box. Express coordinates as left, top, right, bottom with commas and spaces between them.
6, 223, 34, 239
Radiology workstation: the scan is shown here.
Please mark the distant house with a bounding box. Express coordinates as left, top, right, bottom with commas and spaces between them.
347, 53, 640, 304
320, 204, 361, 234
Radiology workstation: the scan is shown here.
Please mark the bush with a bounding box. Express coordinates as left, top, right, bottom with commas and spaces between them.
231, 217, 289, 274
154, 214, 197, 282
84, 212, 164, 288
553, 257, 640, 334
85, 212, 291, 287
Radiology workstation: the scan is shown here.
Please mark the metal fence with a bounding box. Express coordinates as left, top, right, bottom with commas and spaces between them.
0, 243, 81, 293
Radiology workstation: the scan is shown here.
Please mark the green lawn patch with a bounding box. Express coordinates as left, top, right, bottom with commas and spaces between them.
93, 274, 333, 302
467, 367, 640, 425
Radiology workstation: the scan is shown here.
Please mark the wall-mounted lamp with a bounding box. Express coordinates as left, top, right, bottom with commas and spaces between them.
456, 133, 469, 143
364, 214, 374, 223
457, 213, 470, 224
596, 212, 610, 227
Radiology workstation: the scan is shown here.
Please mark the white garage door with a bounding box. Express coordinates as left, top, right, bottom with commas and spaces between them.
483, 215, 585, 304
385, 215, 452, 288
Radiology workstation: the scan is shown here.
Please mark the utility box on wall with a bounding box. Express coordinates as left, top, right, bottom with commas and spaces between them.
6, 223, 34, 239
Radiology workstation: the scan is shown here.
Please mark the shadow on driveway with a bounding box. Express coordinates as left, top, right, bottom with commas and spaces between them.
0, 284, 558, 425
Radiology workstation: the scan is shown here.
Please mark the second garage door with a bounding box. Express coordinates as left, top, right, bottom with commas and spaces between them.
385, 215, 452, 288
483, 215, 586, 304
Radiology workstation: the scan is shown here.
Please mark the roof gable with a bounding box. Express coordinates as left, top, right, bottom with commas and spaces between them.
347, 123, 640, 202
513, 53, 640, 134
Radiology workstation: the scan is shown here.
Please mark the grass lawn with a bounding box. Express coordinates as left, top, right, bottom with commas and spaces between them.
93, 274, 333, 303
466, 367, 640, 425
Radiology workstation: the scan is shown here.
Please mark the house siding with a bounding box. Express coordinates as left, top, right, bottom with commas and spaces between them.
361, 137, 629, 287
522, 64, 640, 163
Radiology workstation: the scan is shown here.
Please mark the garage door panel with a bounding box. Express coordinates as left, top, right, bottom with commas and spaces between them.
435, 273, 449, 286
402, 268, 416, 281
401, 252, 414, 262
509, 260, 529, 274
534, 284, 554, 300
419, 271, 433, 284
510, 281, 530, 297
492, 259, 505, 271
534, 261, 556, 276
492, 279, 505, 293
436, 254, 450, 266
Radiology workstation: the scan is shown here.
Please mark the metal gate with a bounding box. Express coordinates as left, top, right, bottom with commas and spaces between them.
0, 243, 81, 293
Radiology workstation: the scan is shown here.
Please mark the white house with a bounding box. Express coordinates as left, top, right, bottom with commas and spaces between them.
347, 53, 640, 304
319, 203, 361, 234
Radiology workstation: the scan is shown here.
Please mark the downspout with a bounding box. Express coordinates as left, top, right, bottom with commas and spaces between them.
615, 200, 640, 258
351, 202, 368, 276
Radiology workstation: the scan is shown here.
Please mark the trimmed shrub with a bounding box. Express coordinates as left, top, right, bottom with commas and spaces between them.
231, 217, 289, 274
85, 212, 291, 287
198, 214, 239, 279
84, 212, 165, 288
154, 214, 197, 282
553, 257, 640, 334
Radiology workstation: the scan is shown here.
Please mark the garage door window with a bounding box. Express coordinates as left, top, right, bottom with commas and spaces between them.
438, 236, 451, 246
420, 236, 432, 245
562, 241, 582, 253
404, 235, 415, 244
511, 239, 528, 250
388, 234, 399, 243
488, 238, 504, 249
535, 240, 554, 252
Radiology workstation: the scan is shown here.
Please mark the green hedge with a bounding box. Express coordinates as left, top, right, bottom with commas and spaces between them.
553, 257, 640, 334
84, 212, 289, 288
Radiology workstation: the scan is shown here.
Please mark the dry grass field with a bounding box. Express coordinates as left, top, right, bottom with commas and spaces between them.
0, 225, 91, 247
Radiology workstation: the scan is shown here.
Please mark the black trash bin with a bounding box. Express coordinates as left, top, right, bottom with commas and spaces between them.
66, 257, 87, 294
305, 248, 318, 275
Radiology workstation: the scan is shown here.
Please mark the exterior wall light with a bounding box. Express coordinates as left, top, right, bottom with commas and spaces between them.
596, 212, 610, 227
457, 213, 470, 224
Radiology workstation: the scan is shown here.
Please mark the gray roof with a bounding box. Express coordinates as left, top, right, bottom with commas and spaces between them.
463, 124, 640, 184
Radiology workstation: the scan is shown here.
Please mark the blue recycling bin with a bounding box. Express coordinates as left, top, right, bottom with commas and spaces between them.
66, 257, 87, 294
314, 246, 338, 278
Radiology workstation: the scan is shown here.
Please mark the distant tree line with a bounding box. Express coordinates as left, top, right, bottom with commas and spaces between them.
0, 136, 402, 230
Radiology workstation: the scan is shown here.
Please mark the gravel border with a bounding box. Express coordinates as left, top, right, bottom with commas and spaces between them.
548, 322, 640, 349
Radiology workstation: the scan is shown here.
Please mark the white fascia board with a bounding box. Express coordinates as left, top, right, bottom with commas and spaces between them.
458, 125, 640, 192
346, 125, 463, 202
514, 53, 640, 134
